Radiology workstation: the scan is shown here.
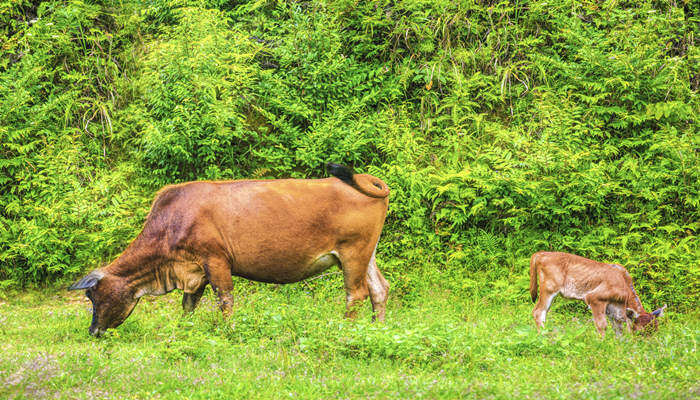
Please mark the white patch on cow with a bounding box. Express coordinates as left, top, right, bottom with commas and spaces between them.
560, 280, 586, 300
536, 292, 558, 325
545, 292, 557, 310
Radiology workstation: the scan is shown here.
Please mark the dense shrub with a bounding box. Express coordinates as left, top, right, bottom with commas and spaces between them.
0, 0, 697, 309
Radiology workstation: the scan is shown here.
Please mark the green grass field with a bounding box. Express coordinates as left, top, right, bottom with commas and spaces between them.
1, 279, 697, 399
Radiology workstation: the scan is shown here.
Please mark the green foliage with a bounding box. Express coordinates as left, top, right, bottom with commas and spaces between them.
0, 0, 149, 286
134, 6, 259, 183
0, 0, 697, 310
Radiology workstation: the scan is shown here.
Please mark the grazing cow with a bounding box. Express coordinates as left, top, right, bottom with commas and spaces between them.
69, 164, 390, 337
529, 251, 666, 337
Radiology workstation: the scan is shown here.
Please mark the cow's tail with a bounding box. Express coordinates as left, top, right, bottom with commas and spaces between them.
327, 163, 389, 198
530, 252, 540, 303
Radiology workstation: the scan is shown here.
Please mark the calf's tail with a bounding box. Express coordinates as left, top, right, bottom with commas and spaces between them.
327, 163, 389, 198
529, 253, 539, 303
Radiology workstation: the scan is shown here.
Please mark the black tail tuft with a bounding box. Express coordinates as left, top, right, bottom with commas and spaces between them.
326, 163, 355, 185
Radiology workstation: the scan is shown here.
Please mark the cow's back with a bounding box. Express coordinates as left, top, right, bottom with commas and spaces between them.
535, 252, 630, 301
140, 177, 388, 283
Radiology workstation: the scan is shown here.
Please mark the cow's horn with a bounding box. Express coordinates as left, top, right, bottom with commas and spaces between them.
68, 271, 105, 290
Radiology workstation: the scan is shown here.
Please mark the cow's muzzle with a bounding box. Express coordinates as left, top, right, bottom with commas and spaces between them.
89, 326, 104, 337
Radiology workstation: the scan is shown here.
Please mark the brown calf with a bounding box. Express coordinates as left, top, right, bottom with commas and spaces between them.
69, 164, 390, 337
529, 251, 666, 337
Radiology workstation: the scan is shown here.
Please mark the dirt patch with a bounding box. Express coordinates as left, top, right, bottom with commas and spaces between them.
2, 353, 63, 399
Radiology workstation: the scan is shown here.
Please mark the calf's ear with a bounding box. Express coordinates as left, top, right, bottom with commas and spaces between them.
626, 308, 639, 320
68, 271, 105, 290
651, 304, 667, 318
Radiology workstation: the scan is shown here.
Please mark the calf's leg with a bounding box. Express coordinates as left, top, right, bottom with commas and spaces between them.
533, 288, 557, 331
611, 318, 625, 336
586, 297, 608, 338
606, 304, 626, 336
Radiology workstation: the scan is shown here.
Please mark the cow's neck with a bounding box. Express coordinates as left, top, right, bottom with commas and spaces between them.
107, 254, 181, 298
626, 284, 646, 313
139, 263, 181, 297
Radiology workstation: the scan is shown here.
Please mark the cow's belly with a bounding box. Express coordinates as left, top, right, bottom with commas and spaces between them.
231, 251, 341, 284
559, 279, 588, 300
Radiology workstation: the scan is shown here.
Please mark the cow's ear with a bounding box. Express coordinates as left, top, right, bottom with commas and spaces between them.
626, 308, 639, 320
651, 304, 667, 318
68, 271, 104, 290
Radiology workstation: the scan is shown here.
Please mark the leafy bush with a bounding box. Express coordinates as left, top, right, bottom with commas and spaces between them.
0, 0, 697, 309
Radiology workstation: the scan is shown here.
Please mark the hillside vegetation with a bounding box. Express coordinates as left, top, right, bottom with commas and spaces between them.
1, 0, 698, 311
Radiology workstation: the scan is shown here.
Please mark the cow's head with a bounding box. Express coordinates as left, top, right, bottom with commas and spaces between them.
68, 270, 139, 337
626, 305, 667, 333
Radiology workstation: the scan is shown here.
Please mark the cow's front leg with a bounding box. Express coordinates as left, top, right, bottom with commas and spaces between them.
586, 297, 608, 338
605, 303, 628, 336
182, 283, 207, 313
204, 258, 234, 316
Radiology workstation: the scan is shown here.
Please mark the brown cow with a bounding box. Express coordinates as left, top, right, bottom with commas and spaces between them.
69, 164, 390, 337
529, 251, 666, 337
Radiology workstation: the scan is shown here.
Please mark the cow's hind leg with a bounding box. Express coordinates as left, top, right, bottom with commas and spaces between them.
338, 250, 371, 319
366, 250, 389, 322
203, 257, 234, 316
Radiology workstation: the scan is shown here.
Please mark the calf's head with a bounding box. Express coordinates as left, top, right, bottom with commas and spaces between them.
68, 270, 139, 337
626, 305, 667, 333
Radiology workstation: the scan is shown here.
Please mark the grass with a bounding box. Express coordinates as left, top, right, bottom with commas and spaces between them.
0, 279, 697, 399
